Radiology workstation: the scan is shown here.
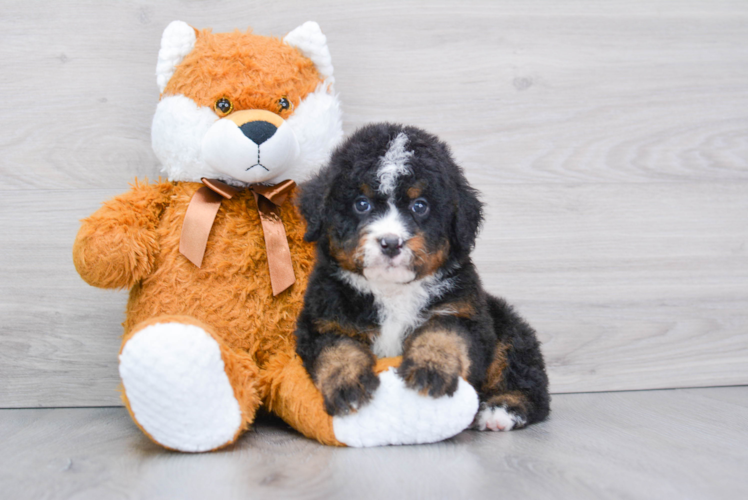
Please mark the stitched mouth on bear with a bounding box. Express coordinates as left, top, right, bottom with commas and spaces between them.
202, 115, 300, 183
246, 148, 270, 172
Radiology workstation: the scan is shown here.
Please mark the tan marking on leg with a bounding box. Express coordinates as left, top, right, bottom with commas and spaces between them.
313, 319, 377, 345
482, 341, 511, 393
485, 391, 529, 415
430, 300, 476, 319
261, 352, 344, 446
400, 329, 471, 396
313, 342, 376, 411
406, 329, 471, 379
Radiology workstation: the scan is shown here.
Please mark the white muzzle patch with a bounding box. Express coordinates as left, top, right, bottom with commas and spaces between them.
202, 116, 300, 184
360, 203, 415, 283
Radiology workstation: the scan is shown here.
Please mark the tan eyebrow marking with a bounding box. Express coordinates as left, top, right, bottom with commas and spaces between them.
360, 184, 375, 198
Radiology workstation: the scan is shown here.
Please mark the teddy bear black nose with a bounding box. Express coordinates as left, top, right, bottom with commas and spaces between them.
379, 235, 403, 258
240, 121, 277, 145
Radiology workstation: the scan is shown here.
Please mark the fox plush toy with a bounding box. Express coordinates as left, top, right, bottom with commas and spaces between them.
72, 21, 479, 452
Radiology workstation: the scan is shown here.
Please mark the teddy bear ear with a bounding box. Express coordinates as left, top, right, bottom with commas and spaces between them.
156, 20, 198, 93
283, 21, 335, 84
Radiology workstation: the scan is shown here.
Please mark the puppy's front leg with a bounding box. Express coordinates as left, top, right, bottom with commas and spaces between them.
313, 339, 380, 416
398, 327, 472, 398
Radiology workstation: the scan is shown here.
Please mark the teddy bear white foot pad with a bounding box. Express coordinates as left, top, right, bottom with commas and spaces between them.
119, 322, 242, 452
332, 368, 479, 447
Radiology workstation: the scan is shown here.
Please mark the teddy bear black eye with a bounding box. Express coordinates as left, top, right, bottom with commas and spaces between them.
215, 97, 233, 115
354, 196, 372, 214
410, 198, 429, 216
278, 96, 292, 112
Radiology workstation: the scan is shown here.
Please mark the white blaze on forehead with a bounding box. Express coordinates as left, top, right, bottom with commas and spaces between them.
377, 132, 413, 196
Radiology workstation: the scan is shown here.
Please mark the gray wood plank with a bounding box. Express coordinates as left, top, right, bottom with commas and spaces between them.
1, 388, 747, 499
1, 183, 745, 406
0, 0, 747, 189
2, 0, 747, 406
0, 189, 126, 407
475, 181, 748, 393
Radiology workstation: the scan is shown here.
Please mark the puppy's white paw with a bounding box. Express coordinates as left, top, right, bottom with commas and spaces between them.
472, 405, 526, 432
119, 322, 242, 452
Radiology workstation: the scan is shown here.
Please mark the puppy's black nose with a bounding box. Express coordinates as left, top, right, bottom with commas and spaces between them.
240, 121, 277, 145
379, 235, 403, 258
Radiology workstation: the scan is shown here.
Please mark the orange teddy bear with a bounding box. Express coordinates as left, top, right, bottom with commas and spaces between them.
73, 21, 478, 452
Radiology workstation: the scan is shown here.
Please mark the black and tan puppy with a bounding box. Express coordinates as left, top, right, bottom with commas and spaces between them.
295, 123, 550, 431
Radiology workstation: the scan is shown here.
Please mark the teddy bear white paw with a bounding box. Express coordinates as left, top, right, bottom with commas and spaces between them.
332, 368, 479, 447
119, 322, 242, 452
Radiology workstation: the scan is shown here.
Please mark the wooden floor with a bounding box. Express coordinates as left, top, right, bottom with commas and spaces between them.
2, 387, 746, 500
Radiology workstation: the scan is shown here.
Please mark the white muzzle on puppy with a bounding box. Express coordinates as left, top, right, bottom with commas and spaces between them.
360, 204, 415, 284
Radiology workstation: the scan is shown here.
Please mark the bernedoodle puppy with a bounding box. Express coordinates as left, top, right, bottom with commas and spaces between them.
295, 123, 550, 431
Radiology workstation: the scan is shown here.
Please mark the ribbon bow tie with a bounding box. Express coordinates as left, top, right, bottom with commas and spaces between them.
179, 178, 297, 296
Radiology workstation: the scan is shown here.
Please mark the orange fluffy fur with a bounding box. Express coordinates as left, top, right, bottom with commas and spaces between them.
75, 180, 345, 447
163, 29, 321, 118
73, 28, 345, 449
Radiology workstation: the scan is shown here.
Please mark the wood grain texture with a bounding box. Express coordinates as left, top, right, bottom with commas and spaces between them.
2, 387, 747, 499
476, 182, 748, 392
1, 184, 745, 406
0, 190, 126, 407
1, 0, 747, 406
0, 0, 746, 189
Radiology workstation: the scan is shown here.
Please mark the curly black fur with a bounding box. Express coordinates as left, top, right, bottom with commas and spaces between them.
295, 123, 550, 427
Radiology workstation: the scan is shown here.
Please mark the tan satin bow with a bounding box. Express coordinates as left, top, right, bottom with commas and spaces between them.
179, 178, 297, 296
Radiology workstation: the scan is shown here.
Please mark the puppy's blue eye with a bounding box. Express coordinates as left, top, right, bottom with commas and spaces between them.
410, 198, 429, 216
354, 197, 372, 214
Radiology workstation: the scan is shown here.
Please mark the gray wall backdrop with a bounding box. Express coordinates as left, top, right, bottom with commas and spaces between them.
1, 0, 746, 407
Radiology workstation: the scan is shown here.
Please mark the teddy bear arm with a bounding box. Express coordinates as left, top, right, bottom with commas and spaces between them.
73, 180, 173, 289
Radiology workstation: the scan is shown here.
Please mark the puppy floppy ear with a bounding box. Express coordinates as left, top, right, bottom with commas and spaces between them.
299, 169, 331, 242
451, 176, 484, 257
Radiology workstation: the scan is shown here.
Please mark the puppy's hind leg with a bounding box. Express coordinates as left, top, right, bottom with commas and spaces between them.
473, 295, 550, 431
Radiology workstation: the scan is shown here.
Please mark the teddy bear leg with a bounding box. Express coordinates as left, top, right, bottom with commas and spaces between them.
119, 315, 261, 452
261, 352, 345, 446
